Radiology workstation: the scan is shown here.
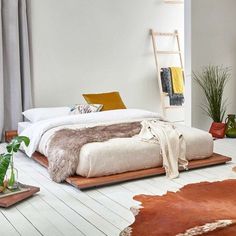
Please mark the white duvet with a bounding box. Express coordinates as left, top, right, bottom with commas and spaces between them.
20, 109, 162, 157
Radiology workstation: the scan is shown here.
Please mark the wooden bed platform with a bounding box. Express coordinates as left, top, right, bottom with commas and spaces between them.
5, 130, 232, 189
32, 152, 231, 189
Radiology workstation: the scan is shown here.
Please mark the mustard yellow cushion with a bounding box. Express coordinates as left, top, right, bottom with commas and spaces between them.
83, 92, 127, 111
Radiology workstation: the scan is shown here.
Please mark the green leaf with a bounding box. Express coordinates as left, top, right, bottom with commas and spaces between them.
14, 136, 30, 147
6, 136, 30, 154
13, 143, 21, 153
0, 154, 10, 186
0, 136, 30, 186
6, 145, 13, 153
2, 154, 12, 159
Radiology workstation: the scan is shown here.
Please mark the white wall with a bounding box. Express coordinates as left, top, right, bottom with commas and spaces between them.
28, 0, 184, 114
191, 0, 236, 130
184, 0, 191, 126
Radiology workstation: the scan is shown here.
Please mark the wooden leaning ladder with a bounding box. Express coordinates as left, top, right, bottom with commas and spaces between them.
150, 29, 185, 118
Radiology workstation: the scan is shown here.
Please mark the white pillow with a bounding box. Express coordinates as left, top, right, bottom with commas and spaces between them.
70, 104, 103, 115
22, 107, 70, 122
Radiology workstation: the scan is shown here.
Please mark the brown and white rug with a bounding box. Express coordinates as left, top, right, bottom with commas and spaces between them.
120, 179, 236, 236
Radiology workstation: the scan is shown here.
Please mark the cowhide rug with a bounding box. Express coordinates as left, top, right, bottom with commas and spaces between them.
120, 179, 236, 236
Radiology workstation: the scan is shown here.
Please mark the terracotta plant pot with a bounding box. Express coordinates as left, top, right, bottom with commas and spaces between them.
209, 122, 226, 139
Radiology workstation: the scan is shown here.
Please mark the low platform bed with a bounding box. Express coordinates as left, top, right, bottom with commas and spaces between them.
32, 151, 231, 189
5, 130, 232, 190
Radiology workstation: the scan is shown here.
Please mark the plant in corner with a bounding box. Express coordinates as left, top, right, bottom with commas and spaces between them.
193, 65, 230, 138
0, 136, 30, 192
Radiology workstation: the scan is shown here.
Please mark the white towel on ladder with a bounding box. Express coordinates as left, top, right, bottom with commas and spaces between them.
137, 119, 188, 179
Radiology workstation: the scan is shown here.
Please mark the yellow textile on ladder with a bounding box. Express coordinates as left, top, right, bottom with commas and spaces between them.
170, 67, 184, 94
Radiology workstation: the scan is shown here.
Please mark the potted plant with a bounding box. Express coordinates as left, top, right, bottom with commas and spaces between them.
193, 65, 230, 138
0, 136, 30, 192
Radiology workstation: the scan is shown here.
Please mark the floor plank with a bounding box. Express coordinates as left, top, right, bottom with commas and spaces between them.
1, 207, 42, 236
0, 211, 20, 236
16, 201, 64, 236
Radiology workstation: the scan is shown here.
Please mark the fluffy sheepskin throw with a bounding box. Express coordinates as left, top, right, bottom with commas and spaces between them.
47, 122, 142, 182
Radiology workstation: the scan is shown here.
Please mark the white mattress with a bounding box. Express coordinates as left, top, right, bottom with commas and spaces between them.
18, 122, 32, 134
76, 125, 213, 177
38, 123, 213, 178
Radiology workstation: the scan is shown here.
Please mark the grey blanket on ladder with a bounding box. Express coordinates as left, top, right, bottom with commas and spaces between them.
161, 68, 184, 106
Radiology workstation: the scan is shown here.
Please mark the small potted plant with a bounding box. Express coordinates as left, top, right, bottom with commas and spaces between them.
193, 65, 230, 138
0, 136, 30, 192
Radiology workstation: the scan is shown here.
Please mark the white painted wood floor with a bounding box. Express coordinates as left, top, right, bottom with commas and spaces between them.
0, 139, 235, 236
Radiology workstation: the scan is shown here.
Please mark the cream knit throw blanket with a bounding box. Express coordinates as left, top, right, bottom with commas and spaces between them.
137, 120, 188, 179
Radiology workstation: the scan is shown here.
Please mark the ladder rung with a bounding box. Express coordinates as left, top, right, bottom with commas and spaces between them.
164, 0, 184, 4
162, 92, 169, 96
152, 32, 177, 36
164, 106, 184, 109
157, 50, 181, 54
160, 68, 184, 72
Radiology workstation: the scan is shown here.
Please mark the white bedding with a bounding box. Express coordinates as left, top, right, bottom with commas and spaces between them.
20, 109, 213, 178
20, 109, 162, 156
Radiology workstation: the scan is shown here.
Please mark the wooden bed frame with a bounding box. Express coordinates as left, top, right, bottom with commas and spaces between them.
6, 130, 232, 189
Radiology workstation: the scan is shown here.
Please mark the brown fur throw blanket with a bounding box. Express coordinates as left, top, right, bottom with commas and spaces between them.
47, 122, 142, 182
